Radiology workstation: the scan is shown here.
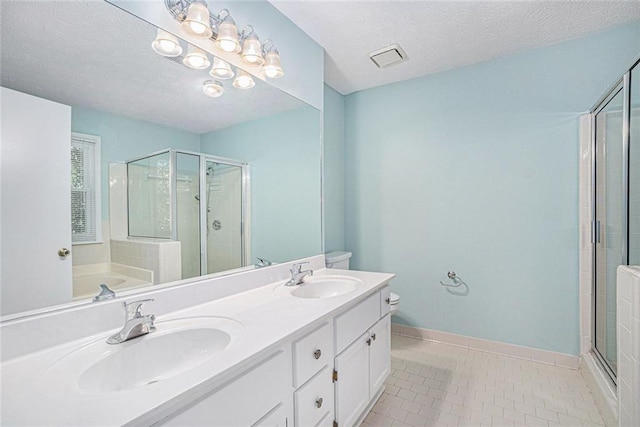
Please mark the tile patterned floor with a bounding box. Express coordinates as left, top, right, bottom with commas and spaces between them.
362, 335, 605, 427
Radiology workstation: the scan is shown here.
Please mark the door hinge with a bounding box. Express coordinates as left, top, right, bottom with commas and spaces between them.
333, 421, 338, 427
332, 370, 338, 382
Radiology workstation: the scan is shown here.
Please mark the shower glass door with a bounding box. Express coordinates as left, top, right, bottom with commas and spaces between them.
593, 84, 624, 381
175, 152, 201, 280
204, 161, 244, 274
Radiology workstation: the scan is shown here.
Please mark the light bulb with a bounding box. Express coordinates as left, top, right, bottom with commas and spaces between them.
203, 80, 224, 98
263, 50, 284, 79
209, 57, 234, 79
216, 16, 240, 53
232, 69, 255, 89
151, 29, 183, 57
182, 2, 213, 38
183, 45, 210, 70
241, 32, 264, 65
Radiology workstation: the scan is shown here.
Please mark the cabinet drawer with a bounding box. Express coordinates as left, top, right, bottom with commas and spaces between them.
293, 322, 332, 387
334, 292, 380, 354
294, 366, 334, 427
380, 285, 391, 316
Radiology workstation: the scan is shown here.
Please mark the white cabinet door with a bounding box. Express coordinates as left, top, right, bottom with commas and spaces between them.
334, 333, 370, 427
252, 403, 288, 427
369, 315, 391, 397
1, 87, 72, 315
294, 366, 333, 427
161, 350, 290, 426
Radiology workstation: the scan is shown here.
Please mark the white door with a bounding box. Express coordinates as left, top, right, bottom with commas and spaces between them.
1, 87, 72, 315
334, 332, 370, 427
369, 315, 391, 397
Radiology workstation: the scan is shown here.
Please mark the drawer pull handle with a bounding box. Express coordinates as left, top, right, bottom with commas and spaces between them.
385, 297, 390, 304
316, 397, 323, 408
372, 333, 376, 341
313, 349, 322, 359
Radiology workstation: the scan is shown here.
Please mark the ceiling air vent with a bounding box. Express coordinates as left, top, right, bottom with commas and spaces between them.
369, 44, 408, 68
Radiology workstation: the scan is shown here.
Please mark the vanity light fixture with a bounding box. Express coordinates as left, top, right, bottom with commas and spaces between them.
151, 29, 183, 57
232, 68, 255, 89
181, 1, 213, 38
240, 26, 264, 65
209, 57, 234, 79
183, 44, 210, 69
163, 0, 284, 78
262, 40, 283, 79
202, 80, 224, 98
215, 9, 241, 53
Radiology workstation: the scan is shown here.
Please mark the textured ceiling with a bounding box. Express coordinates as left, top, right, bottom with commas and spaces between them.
1, 1, 304, 134
269, 0, 640, 95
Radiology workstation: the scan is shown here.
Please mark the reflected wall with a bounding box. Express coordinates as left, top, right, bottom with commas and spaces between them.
201, 107, 322, 262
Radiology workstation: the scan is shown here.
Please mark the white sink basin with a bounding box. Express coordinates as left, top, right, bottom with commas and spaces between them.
290, 275, 362, 298
40, 317, 243, 394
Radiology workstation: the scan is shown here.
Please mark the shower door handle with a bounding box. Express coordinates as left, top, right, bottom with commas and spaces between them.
592, 220, 601, 244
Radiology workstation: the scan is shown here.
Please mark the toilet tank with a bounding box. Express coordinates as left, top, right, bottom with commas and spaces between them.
325, 251, 352, 269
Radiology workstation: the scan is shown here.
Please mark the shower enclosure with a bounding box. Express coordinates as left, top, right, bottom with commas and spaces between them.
127, 149, 249, 280
591, 58, 639, 384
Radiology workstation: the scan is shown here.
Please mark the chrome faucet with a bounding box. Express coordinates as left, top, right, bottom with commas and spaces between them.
255, 257, 273, 268
107, 299, 155, 344
285, 262, 313, 286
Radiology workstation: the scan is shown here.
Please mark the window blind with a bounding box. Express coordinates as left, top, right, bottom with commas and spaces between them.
71, 133, 101, 243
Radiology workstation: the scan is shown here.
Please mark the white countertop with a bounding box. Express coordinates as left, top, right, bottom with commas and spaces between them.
0, 268, 394, 426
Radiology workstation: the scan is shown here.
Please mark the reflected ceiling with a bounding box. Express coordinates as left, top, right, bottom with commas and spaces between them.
1, 1, 302, 134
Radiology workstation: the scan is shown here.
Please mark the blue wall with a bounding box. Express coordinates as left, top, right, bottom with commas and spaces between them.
324, 84, 346, 252
343, 22, 640, 355
200, 106, 322, 263
71, 107, 200, 219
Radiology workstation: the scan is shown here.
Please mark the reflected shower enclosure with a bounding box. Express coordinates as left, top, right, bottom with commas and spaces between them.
127, 149, 248, 280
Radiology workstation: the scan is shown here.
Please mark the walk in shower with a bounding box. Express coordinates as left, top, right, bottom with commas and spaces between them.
127, 149, 249, 280
591, 58, 639, 384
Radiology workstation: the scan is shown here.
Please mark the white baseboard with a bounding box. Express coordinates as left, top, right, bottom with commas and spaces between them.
580, 352, 617, 427
391, 323, 580, 370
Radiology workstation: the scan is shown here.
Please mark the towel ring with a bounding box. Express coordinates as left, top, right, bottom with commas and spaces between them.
440, 271, 466, 288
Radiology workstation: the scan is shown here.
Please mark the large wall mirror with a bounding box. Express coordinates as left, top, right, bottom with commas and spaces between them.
0, 0, 322, 317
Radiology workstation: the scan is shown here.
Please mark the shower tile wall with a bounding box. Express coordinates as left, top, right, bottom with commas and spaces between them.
127, 162, 170, 238
207, 166, 242, 274
109, 163, 127, 239
616, 266, 640, 427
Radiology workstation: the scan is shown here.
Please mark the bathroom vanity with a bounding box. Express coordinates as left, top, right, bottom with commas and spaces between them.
0, 257, 394, 426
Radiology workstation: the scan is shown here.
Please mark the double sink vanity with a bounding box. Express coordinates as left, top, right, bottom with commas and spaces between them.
0, 256, 394, 426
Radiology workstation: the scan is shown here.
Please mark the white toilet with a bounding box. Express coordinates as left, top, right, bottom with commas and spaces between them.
324, 251, 352, 269
388, 292, 400, 316
324, 251, 400, 316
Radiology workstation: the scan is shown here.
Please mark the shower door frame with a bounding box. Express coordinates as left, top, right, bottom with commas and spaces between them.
126, 148, 250, 276
589, 63, 634, 386
195, 151, 250, 277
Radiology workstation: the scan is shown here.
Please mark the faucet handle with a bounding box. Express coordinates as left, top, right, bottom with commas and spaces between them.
255, 257, 272, 268
123, 298, 154, 319
291, 262, 309, 274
